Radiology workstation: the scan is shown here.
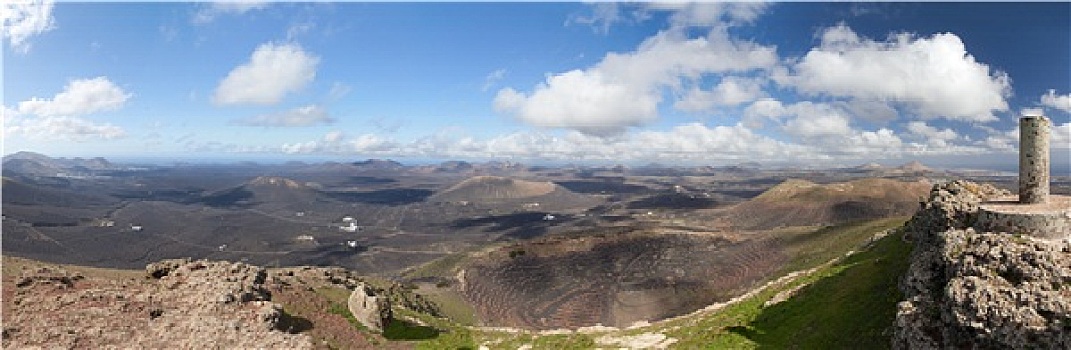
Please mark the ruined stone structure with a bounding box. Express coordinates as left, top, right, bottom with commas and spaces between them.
347, 282, 392, 332
1019, 116, 1050, 204
975, 116, 1070, 241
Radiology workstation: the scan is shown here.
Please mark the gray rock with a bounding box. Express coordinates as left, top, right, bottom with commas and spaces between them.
894, 181, 1071, 349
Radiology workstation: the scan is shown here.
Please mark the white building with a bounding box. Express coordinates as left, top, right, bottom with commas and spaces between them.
340, 222, 360, 232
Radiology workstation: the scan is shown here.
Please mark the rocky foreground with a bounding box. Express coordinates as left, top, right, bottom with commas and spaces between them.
2, 258, 311, 348
895, 181, 1071, 349
1, 256, 440, 349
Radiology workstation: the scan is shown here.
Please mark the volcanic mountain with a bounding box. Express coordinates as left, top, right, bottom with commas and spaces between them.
431, 176, 564, 201
2, 152, 120, 176
896, 161, 932, 173
728, 178, 931, 229
200, 176, 318, 208
351, 159, 404, 171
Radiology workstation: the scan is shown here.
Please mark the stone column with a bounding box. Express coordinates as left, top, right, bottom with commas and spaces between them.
1019, 116, 1050, 204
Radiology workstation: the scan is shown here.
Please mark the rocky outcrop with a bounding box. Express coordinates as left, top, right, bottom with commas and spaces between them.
3, 258, 311, 349
894, 181, 1071, 349
348, 283, 392, 332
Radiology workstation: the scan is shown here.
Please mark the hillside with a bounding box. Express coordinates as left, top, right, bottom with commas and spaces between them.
433, 176, 556, 201
728, 178, 930, 229
200, 176, 319, 207
430, 176, 599, 210
3, 220, 910, 349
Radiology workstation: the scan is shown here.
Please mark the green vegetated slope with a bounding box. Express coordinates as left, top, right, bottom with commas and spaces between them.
667, 222, 911, 349
403, 217, 911, 349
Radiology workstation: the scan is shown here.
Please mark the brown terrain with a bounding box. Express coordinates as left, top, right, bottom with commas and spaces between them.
452, 178, 932, 330
728, 178, 931, 229
460, 228, 785, 329
8, 152, 1066, 342
0, 256, 427, 349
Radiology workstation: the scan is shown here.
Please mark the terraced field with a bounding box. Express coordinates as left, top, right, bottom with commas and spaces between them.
460, 230, 787, 329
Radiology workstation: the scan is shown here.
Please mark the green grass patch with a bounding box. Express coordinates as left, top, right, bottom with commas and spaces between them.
404, 252, 470, 280
421, 288, 478, 326
384, 319, 440, 340
778, 217, 907, 274
665, 228, 913, 349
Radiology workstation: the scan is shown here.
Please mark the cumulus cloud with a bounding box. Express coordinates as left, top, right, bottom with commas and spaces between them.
213, 42, 319, 106
567, 2, 629, 35
193, 1, 268, 24
1053, 122, 1071, 149
649, 2, 769, 28
494, 70, 660, 135
907, 121, 959, 148
782, 103, 854, 139
774, 24, 1010, 122
281, 131, 397, 154
1, 0, 54, 53
232, 104, 334, 127
495, 26, 778, 135
279, 123, 804, 162
1041, 90, 1071, 114
6, 115, 125, 141
675, 76, 766, 112
16, 77, 131, 117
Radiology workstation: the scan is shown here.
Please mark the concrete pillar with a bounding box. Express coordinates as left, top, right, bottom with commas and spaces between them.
1019, 116, 1050, 204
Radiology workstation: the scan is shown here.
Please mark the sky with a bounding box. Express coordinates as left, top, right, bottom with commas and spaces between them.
3, 1, 1070, 169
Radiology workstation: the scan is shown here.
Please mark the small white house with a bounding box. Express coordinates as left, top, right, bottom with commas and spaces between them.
342, 216, 355, 223
340, 222, 359, 232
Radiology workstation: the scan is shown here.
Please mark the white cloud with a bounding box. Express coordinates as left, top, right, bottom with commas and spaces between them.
278, 123, 803, 162
1041, 90, 1071, 114
778, 102, 854, 139
1, 0, 54, 53
839, 99, 899, 124
323, 130, 344, 143
6, 115, 125, 141
567, 2, 627, 35
675, 76, 766, 112
233, 104, 334, 127
16, 77, 131, 117
907, 121, 959, 148
1054, 122, 1071, 149
327, 82, 352, 101
494, 70, 660, 135
482, 69, 507, 92
213, 42, 319, 106
774, 24, 1010, 122
193, 1, 268, 24
647, 2, 769, 28
281, 131, 397, 154
742, 98, 786, 128
496, 27, 778, 135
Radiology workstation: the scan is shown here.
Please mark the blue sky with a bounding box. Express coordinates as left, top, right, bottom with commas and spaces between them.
3, 1, 1070, 168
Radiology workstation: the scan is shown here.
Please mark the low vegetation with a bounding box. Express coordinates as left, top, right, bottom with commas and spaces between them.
384, 220, 913, 349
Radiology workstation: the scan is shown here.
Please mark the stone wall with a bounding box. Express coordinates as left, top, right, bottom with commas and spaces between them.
894, 181, 1071, 349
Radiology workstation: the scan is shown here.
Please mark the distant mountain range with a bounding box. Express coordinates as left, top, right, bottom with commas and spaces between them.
2, 151, 122, 177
